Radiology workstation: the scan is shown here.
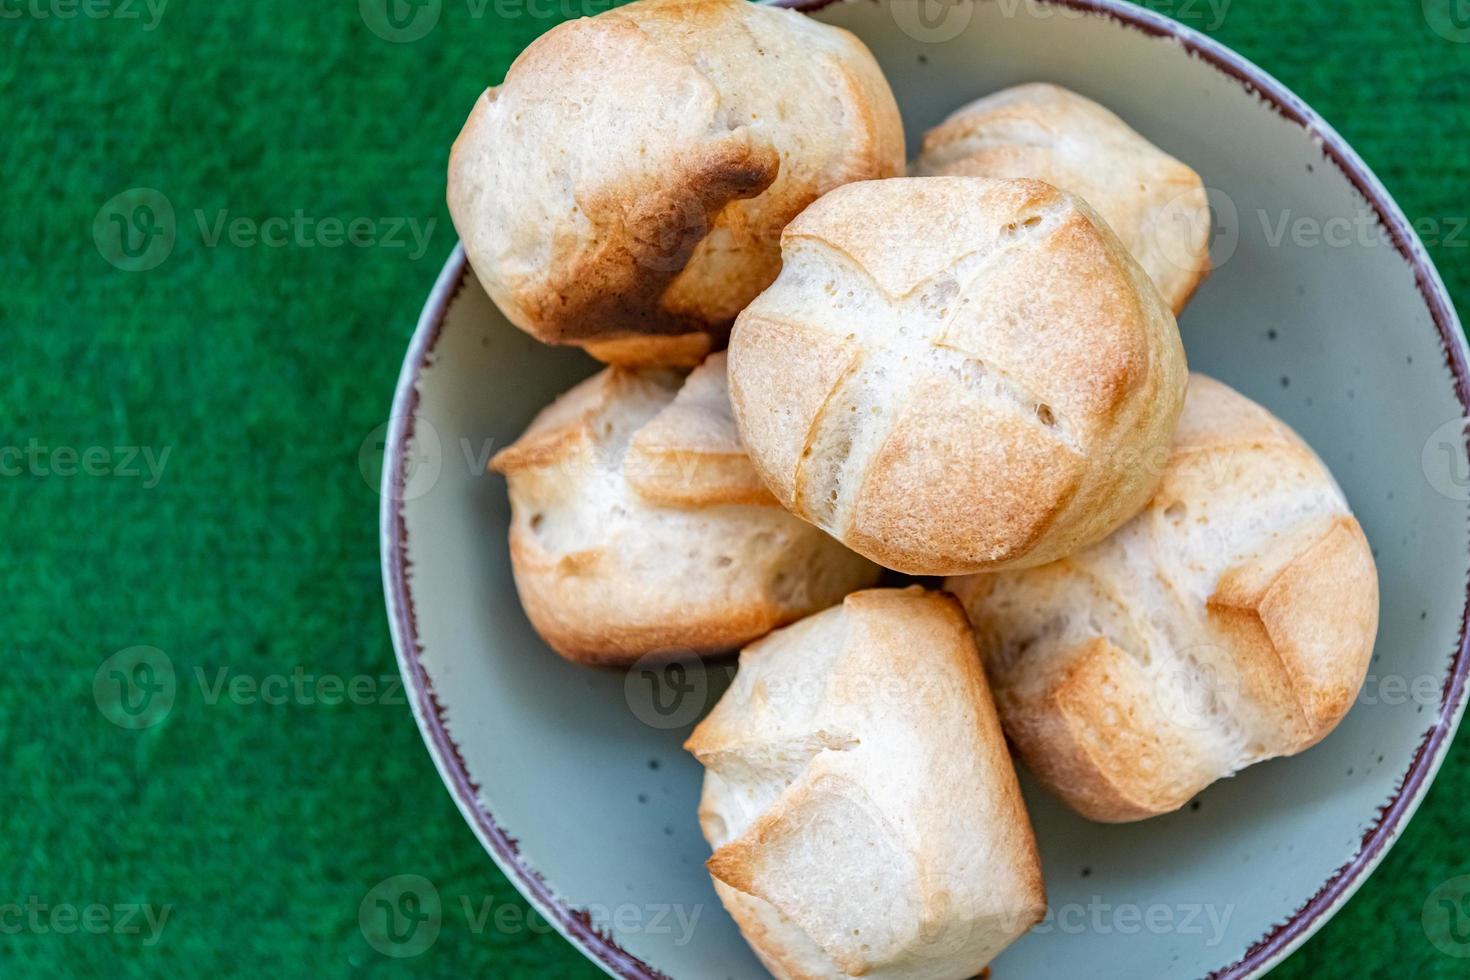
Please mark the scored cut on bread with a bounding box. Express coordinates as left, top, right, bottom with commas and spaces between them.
490, 353, 881, 666
947, 373, 1379, 822
687, 587, 1046, 980
728, 175, 1188, 576
916, 82, 1211, 314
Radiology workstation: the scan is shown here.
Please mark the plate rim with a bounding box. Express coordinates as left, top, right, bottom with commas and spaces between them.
379, 2, 1470, 977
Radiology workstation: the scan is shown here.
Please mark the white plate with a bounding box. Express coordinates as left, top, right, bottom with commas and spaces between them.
381, 2, 1470, 976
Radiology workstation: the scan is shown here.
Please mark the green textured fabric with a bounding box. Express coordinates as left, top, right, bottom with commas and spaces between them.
2, 1, 1466, 977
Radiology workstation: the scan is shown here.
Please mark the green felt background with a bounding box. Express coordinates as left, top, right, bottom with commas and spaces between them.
2, 0, 1466, 976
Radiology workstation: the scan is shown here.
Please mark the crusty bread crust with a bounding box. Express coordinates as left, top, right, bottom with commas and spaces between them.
729, 176, 1188, 576
491, 354, 880, 666
948, 374, 1380, 822
686, 588, 1046, 979
625, 354, 777, 508
581, 332, 713, 369
916, 83, 1211, 314
449, 0, 905, 365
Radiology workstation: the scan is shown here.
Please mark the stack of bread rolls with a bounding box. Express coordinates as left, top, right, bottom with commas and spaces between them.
450, 1, 1379, 975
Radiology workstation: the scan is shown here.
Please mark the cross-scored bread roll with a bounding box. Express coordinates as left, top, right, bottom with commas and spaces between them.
728, 176, 1188, 576
489, 353, 881, 666
448, 0, 905, 366
686, 587, 1046, 980
915, 83, 1211, 314
948, 374, 1379, 823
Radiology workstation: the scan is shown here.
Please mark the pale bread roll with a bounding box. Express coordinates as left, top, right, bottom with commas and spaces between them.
490, 353, 881, 666
686, 587, 1046, 980
728, 176, 1188, 576
449, 0, 904, 366
948, 374, 1379, 822
916, 83, 1211, 314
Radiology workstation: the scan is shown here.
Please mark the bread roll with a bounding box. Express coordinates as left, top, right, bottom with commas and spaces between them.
580, 332, 712, 370
916, 83, 1211, 314
686, 587, 1046, 980
948, 374, 1379, 822
490, 353, 881, 666
449, 0, 905, 366
728, 176, 1188, 576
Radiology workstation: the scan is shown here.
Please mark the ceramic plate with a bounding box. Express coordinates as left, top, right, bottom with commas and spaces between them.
381, 1, 1470, 976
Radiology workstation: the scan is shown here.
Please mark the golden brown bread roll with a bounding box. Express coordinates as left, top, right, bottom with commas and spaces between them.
686, 587, 1046, 980
580, 332, 713, 370
490, 353, 881, 666
728, 175, 1188, 576
449, 0, 905, 366
948, 374, 1379, 822
916, 82, 1211, 314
